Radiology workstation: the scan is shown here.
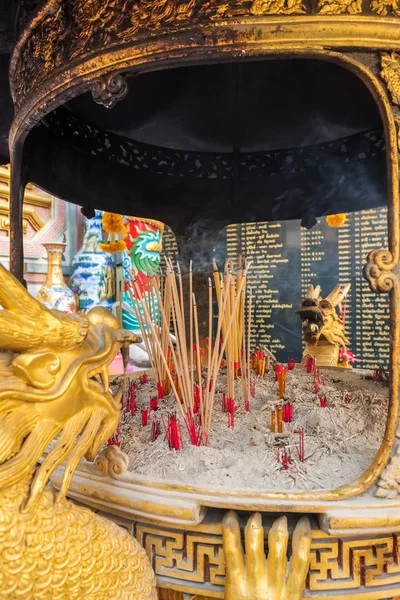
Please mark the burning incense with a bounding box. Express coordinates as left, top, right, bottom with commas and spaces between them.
205, 278, 213, 408
296, 428, 305, 462
213, 258, 253, 408
129, 257, 251, 445
305, 358, 314, 373
193, 293, 205, 430
141, 409, 150, 427
151, 417, 160, 442
130, 276, 186, 422
204, 263, 251, 440
163, 414, 183, 451
278, 370, 287, 399
239, 287, 252, 410
189, 261, 194, 396
277, 406, 283, 433
282, 403, 293, 423
271, 411, 276, 432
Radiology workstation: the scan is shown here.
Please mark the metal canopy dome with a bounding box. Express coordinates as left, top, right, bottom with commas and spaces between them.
7, 0, 400, 281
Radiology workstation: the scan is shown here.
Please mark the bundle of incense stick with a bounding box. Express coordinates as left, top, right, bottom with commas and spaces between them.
125, 273, 167, 396
196, 261, 251, 442
129, 257, 251, 445
239, 288, 252, 408
212, 257, 252, 409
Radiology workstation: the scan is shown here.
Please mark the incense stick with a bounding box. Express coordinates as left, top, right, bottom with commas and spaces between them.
189, 260, 194, 405
128, 256, 254, 445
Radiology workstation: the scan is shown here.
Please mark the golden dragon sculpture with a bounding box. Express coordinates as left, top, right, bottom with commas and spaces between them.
0, 263, 157, 599
297, 283, 351, 367
0, 264, 310, 600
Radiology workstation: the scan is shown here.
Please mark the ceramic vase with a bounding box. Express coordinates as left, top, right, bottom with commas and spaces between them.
70, 211, 116, 313
36, 243, 76, 313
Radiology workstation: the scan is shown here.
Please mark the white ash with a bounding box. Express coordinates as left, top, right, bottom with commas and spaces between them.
115, 368, 388, 492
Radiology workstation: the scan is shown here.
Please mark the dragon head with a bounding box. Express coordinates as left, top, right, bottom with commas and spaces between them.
297, 283, 350, 347
0, 264, 140, 508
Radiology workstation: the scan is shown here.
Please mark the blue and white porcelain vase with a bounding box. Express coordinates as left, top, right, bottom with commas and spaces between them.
36, 243, 76, 313
69, 211, 116, 313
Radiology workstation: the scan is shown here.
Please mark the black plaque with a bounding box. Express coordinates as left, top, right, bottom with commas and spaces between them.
162, 210, 390, 370
222, 208, 390, 369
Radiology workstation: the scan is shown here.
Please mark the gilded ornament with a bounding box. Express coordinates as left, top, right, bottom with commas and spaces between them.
0, 263, 315, 599
250, 0, 305, 15
0, 264, 157, 599
370, 0, 400, 16
91, 73, 128, 109
395, 116, 400, 151
130, 0, 198, 32
13, 0, 400, 119
222, 511, 311, 600
317, 0, 361, 14
363, 248, 398, 294
69, 0, 131, 60
381, 52, 400, 106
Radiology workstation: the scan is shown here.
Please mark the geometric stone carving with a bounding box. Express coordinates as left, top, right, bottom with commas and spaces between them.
130, 519, 400, 597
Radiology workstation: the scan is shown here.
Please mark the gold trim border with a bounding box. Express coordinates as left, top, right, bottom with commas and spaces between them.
10, 16, 400, 143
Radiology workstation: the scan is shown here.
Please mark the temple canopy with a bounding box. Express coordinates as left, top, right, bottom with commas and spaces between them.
0, 2, 388, 276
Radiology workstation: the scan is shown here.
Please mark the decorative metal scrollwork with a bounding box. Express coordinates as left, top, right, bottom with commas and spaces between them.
91, 73, 128, 109
363, 249, 398, 294
381, 52, 400, 105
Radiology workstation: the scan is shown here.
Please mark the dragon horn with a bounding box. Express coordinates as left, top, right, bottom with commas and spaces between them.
331, 284, 351, 308
0, 264, 88, 352
324, 284, 342, 305
313, 285, 321, 299
306, 285, 314, 299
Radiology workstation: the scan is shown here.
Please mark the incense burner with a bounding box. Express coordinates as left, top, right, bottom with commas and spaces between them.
8, 0, 400, 598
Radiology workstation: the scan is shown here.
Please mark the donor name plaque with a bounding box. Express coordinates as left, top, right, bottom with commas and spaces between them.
224, 207, 390, 369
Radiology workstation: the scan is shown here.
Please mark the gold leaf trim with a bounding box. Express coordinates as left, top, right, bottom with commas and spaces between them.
371, 0, 400, 16
250, 0, 306, 15
318, 0, 362, 15
381, 52, 400, 105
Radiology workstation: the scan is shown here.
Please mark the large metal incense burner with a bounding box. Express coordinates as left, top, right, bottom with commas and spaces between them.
5, 0, 400, 598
